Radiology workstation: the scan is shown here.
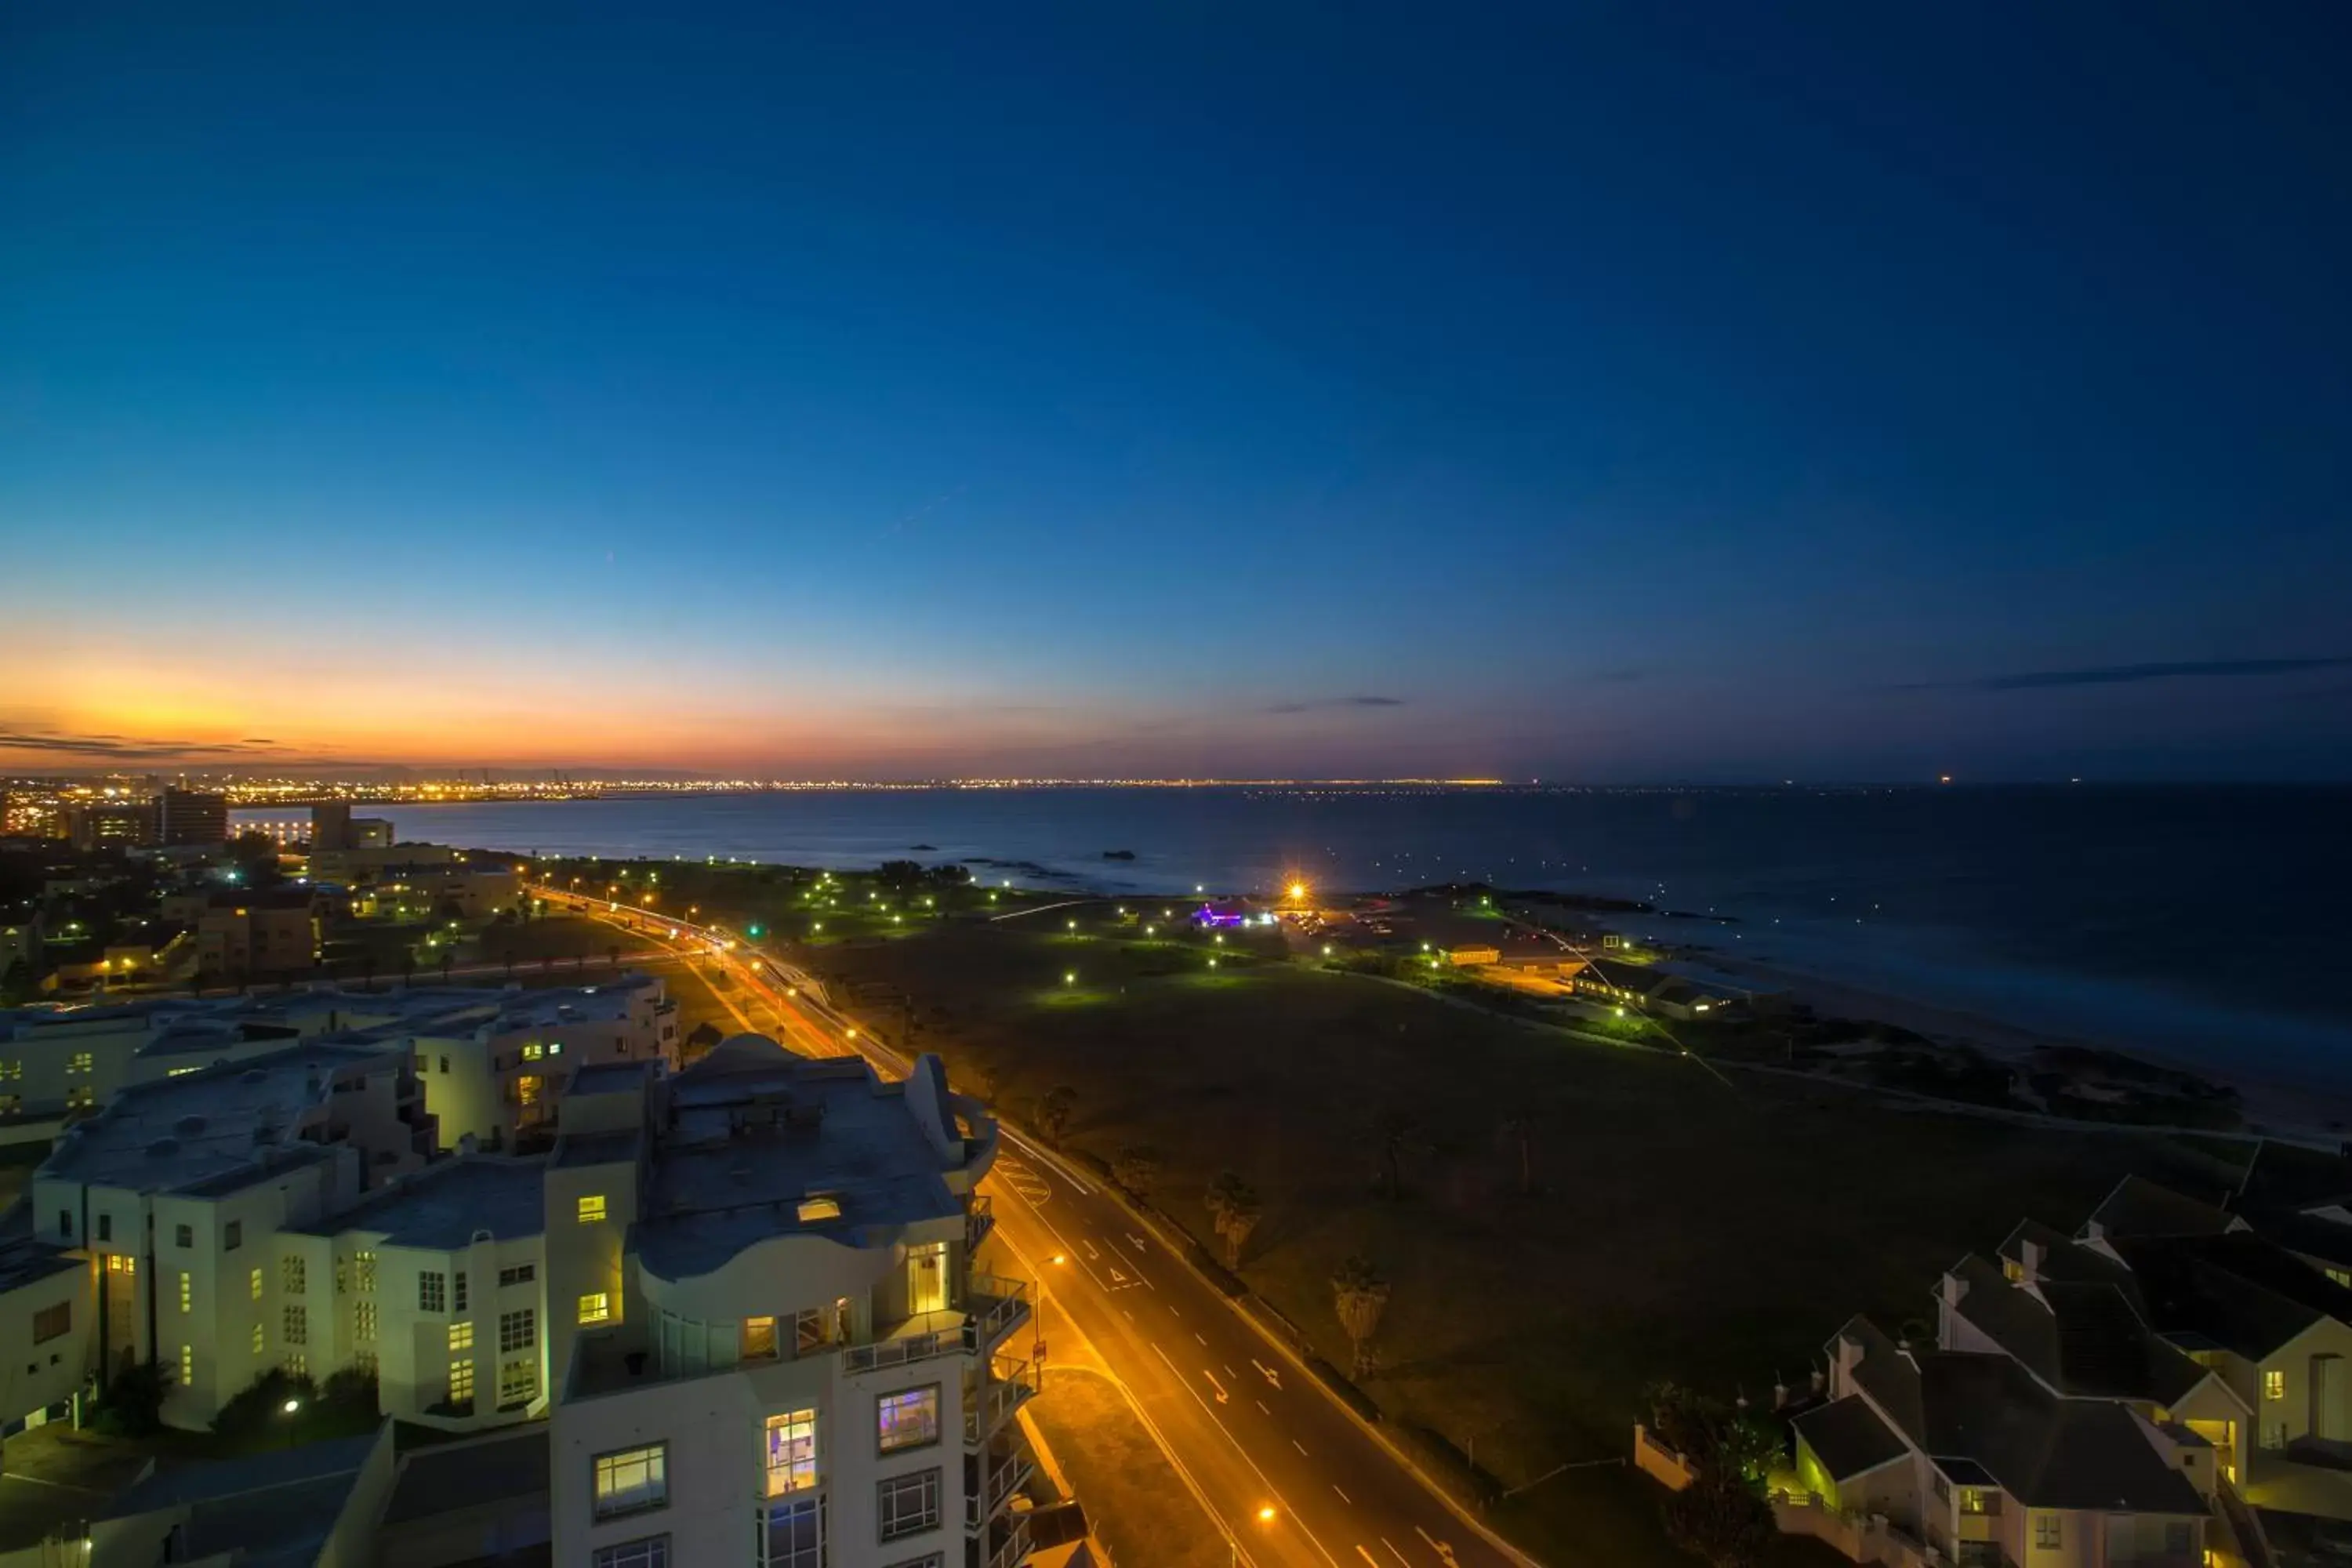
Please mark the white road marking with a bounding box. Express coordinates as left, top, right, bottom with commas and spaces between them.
1195, 1332, 1208, 1346
1257, 1399, 1272, 1414
1381, 1540, 1411, 1568
1252, 1357, 1283, 1389
1151, 1347, 1343, 1568
1225, 1364, 1239, 1379
1203, 1369, 1230, 1404
1294, 1439, 1309, 1456
1335, 1484, 1352, 1506
1356, 1547, 1379, 1566
1080, 1237, 1102, 1261
1121, 1308, 1134, 1323
1415, 1525, 1460, 1568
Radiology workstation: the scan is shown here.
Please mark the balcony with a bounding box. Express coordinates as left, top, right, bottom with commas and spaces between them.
967, 1194, 996, 1253
963, 1274, 1030, 1354
981, 1509, 1031, 1568
964, 1356, 1040, 1446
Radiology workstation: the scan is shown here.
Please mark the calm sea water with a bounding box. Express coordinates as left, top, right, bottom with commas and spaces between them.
256, 786, 2352, 1086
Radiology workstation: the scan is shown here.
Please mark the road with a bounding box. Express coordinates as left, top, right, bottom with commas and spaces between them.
546, 887, 1530, 1568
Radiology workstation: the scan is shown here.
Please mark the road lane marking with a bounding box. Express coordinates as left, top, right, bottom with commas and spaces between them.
1081, 1238, 1102, 1261
1203, 1369, 1231, 1404
1334, 1485, 1352, 1506
1195, 1333, 1208, 1346
1225, 1364, 1239, 1379
1381, 1541, 1410, 1568
1257, 1400, 1271, 1414
1252, 1358, 1283, 1389
1121, 1308, 1134, 1322
1356, 1548, 1379, 1566
1415, 1526, 1460, 1568
1151, 1347, 1342, 1568
1167, 1302, 1179, 1315
1294, 1439, 1309, 1456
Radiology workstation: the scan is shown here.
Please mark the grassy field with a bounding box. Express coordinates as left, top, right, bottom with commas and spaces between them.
784, 915, 2236, 1565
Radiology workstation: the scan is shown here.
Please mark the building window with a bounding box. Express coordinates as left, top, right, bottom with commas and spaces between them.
593, 1443, 669, 1519
2331, 1269, 2351, 1289
766, 1409, 818, 1496
105, 1254, 135, 1276
760, 1497, 823, 1568
285, 1351, 306, 1377
354, 1250, 376, 1293
455, 1271, 469, 1311
180, 1344, 193, 1383
249, 1267, 263, 1301
282, 1256, 306, 1295
448, 1358, 474, 1406
1931, 1473, 1949, 1503
499, 1357, 537, 1406
878, 1387, 940, 1454
96, 1214, 111, 1243
33, 1302, 70, 1343
56, 1210, 71, 1240
579, 1194, 608, 1223
175, 1224, 194, 1249
877, 1468, 941, 1541
356, 1300, 377, 1341
883, 1557, 942, 1568
1958, 1486, 1987, 1515
448, 1321, 474, 1351
283, 1305, 307, 1345
579, 1291, 611, 1324
420, 1271, 446, 1312
2264, 1421, 2288, 1450
743, 1316, 779, 1361
438, 1056, 449, 1074
499, 1262, 535, 1287
225, 1221, 242, 1251
2266, 1369, 2286, 1400
499, 1308, 535, 1352
335, 1257, 348, 1295
522, 1041, 543, 1061
592, 1537, 670, 1568
2034, 1514, 2062, 1549
251, 1323, 264, 1354
68, 1051, 93, 1074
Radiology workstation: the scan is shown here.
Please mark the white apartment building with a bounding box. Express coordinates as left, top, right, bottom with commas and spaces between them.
546, 1036, 1036, 1568
19, 1041, 435, 1432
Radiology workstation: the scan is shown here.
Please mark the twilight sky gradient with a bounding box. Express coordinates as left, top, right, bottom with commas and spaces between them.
4, 3, 2350, 781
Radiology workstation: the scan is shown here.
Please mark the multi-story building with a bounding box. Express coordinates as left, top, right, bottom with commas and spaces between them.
21, 1040, 434, 1431
195, 891, 320, 978
549, 1035, 1036, 1568
65, 801, 156, 852
158, 789, 229, 848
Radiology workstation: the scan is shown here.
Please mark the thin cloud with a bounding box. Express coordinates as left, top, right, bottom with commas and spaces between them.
1891, 656, 2352, 693
1261, 695, 1407, 715
0, 728, 298, 761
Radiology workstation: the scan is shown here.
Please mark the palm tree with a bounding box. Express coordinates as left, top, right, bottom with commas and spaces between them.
1205, 1171, 1261, 1269
1498, 1113, 1535, 1196
1112, 1145, 1162, 1203
1038, 1085, 1076, 1145
1374, 1109, 1421, 1200
503, 949, 516, 982
437, 949, 454, 983
1330, 1256, 1391, 1380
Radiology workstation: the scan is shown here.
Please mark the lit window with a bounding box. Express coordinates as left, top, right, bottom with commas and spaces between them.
178, 1272, 192, 1313
354, 1250, 376, 1293
579, 1291, 612, 1324
593, 1443, 669, 1519
499, 1308, 535, 1352
448, 1320, 474, 1351
579, 1194, 608, 1223
251, 1323, 264, 1354
281, 1256, 306, 1295
1958, 1486, 1987, 1515
592, 1537, 669, 1568
420, 1271, 446, 1312
522, 1042, 543, 1061
766, 1409, 818, 1495
2266, 1369, 2286, 1401
448, 1357, 474, 1406
180, 1344, 193, 1383
249, 1268, 263, 1301
356, 1300, 377, 1341
499, 1357, 537, 1406
283, 1305, 307, 1345
2035, 1514, 2062, 1550
68, 1051, 93, 1074
2331, 1269, 2351, 1289
877, 1468, 941, 1541
743, 1316, 779, 1360
878, 1387, 941, 1454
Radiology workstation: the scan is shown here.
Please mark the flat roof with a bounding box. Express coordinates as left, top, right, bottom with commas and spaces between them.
289, 1156, 545, 1248
382, 1425, 548, 1526
40, 1041, 399, 1193
634, 1038, 962, 1279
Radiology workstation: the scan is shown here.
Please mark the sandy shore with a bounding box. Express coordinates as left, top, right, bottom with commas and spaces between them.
1677, 950, 2352, 1144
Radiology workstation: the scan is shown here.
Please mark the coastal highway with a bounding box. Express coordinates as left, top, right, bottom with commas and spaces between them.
546, 888, 1532, 1568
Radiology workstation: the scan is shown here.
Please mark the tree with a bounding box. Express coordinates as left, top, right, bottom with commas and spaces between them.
1038, 1084, 1077, 1144
1205, 1171, 1262, 1269
684, 1021, 724, 1060
1374, 1109, 1423, 1200
1663, 1476, 1777, 1568
0, 958, 32, 1007
1112, 1145, 1162, 1203
90, 1356, 172, 1438
1497, 1113, 1535, 1196
1330, 1255, 1391, 1380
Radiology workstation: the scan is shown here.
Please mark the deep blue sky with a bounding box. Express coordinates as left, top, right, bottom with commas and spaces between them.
4, 2, 2348, 780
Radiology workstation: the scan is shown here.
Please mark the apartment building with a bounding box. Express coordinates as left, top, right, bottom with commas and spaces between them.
547, 1035, 1036, 1568
195, 891, 320, 978
19, 1041, 434, 1432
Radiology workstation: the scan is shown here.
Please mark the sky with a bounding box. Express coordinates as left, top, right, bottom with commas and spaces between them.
3, 2, 2349, 782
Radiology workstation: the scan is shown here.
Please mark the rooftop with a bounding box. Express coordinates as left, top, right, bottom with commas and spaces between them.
1793, 1394, 1908, 1481
2085, 1174, 2237, 1241
99, 1431, 381, 1566
633, 1036, 977, 1279
382, 1425, 548, 1527
40, 1042, 400, 1193
289, 1156, 545, 1248
1945, 1254, 2207, 1405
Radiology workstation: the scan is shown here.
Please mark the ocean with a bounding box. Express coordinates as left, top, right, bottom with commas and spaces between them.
246, 785, 2352, 1087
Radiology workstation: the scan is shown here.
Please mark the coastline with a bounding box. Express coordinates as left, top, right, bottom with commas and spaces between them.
1676, 948, 2352, 1145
